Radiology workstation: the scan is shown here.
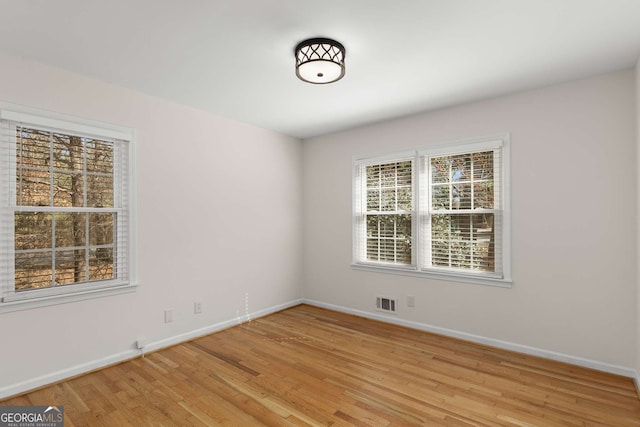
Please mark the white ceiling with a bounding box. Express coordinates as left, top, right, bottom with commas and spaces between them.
1, 0, 640, 139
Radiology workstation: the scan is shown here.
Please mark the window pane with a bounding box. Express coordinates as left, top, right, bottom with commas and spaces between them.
90, 248, 114, 280
396, 236, 412, 264
473, 181, 494, 209
52, 134, 84, 171
450, 241, 471, 269
471, 213, 495, 272
55, 212, 86, 248
380, 189, 396, 211
377, 216, 393, 238
452, 215, 471, 241
398, 215, 412, 239
17, 128, 49, 169
473, 244, 493, 271
86, 140, 114, 174
472, 151, 493, 180
53, 171, 84, 207
431, 241, 450, 267
381, 164, 396, 186
432, 184, 450, 210
431, 157, 450, 183
380, 238, 394, 260
366, 165, 380, 187
367, 190, 379, 211
397, 162, 412, 186
89, 213, 114, 246
55, 249, 87, 285
452, 183, 471, 209
366, 215, 379, 238
431, 214, 450, 241
451, 154, 471, 182
15, 252, 52, 291
398, 187, 412, 211
87, 174, 113, 208
17, 168, 50, 206
15, 212, 52, 250
366, 238, 379, 262
86, 139, 114, 208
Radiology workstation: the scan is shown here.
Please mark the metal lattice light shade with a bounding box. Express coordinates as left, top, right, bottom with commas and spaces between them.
295, 38, 346, 84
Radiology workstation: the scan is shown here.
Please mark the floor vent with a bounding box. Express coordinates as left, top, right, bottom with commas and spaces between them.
376, 297, 397, 313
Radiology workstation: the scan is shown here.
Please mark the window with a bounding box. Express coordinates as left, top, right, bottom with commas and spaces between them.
0, 106, 135, 309
353, 136, 510, 286
364, 160, 413, 265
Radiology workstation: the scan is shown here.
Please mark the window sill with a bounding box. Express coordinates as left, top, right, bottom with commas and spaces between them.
0, 282, 137, 314
351, 263, 512, 288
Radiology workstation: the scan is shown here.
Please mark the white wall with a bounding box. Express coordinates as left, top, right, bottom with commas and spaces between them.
303, 70, 637, 370
636, 57, 640, 387
0, 53, 303, 396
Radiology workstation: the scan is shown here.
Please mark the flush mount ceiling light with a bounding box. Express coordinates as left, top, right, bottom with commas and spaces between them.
295, 38, 346, 84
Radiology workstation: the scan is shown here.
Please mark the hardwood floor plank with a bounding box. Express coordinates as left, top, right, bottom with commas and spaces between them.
2, 304, 639, 426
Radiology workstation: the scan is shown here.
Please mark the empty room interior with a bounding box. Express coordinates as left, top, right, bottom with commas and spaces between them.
1, 0, 640, 425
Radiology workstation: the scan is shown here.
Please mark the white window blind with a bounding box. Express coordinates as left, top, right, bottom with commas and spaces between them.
353, 136, 510, 286
0, 108, 132, 303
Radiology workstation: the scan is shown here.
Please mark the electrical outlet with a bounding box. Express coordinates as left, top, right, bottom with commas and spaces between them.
407, 295, 415, 308
136, 338, 147, 350
194, 302, 202, 314
164, 309, 174, 323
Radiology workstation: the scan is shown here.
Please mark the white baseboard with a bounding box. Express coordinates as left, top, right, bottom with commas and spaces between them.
0, 349, 139, 401
302, 299, 637, 379
140, 299, 302, 354
0, 298, 302, 400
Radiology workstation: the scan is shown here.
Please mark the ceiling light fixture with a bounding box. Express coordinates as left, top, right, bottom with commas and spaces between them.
295, 38, 346, 84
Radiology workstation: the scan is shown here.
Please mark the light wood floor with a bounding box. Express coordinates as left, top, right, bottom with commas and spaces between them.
3, 304, 640, 426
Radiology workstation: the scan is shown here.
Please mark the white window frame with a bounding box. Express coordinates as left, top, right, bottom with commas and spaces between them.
352, 134, 511, 287
0, 103, 137, 313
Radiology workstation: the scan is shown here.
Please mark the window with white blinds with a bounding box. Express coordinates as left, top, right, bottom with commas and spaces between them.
0, 106, 134, 306
362, 159, 413, 265
353, 136, 511, 286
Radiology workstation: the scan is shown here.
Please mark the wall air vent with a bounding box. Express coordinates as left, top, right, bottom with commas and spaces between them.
376, 297, 398, 313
